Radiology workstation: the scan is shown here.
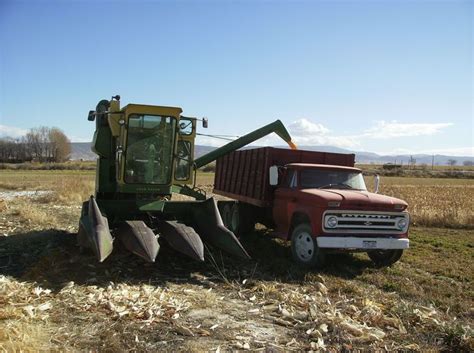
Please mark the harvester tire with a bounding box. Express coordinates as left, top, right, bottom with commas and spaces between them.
367, 249, 403, 267
291, 223, 325, 268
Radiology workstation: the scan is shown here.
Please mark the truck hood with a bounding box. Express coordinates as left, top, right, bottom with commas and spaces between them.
300, 189, 407, 209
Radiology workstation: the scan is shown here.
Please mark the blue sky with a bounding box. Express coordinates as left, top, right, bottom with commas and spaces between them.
0, 0, 472, 156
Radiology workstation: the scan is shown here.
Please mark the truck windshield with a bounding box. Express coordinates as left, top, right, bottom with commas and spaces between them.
300, 169, 367, 190
125, 114, 176, 184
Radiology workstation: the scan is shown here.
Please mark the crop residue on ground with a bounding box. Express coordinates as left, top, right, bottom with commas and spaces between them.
0, 171, 473, 351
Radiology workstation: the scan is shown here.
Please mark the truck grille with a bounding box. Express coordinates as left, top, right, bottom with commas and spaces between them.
323, 211, 409, 234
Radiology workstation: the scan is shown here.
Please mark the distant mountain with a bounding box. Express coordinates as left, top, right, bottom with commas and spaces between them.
70, 142, 95, 160
71, 143, 219, 161
70, 142, 474, 166
282, 145, 474, 166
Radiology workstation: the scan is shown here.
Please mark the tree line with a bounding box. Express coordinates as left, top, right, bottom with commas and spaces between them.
0, 127, 71, 163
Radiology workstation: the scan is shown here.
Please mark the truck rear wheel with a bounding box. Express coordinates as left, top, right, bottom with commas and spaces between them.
221, 204, 232, 229
367, 249, 403, 267
291, 223, 325, 268
229, 203, 255, 237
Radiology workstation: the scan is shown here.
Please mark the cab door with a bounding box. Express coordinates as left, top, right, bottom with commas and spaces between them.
272, 168, 298, 238
173, 117, 195, 185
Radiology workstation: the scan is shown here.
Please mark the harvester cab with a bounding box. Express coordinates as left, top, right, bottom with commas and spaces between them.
78, 96, 296, 264
88, 95, 198, 198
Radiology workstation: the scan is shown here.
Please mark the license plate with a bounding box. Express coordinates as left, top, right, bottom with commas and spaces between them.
363, 240, 377, 249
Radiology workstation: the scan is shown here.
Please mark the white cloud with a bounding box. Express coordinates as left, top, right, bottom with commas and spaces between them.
287, 118, 359, 148
287, 118, 329, 135
363, 120, 453, 139
0, 125, 28, 138
196, 119, 359, 149
191, 118, 467, 158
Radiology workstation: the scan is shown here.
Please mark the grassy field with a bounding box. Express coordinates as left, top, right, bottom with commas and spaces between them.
0, 170, 473, 351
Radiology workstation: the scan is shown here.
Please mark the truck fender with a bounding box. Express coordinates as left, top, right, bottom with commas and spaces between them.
288, 212, 312, 240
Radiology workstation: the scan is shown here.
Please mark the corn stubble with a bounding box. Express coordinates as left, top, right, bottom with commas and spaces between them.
0, 171, 473, 351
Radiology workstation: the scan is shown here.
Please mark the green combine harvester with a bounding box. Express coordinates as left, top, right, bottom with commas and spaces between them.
78, 95, 297, 263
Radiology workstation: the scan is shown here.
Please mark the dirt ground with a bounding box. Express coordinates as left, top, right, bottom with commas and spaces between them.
0, 172, 473, 351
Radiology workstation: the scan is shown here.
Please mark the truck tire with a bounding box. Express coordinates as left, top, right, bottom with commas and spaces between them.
230, 203, 255, 237
221, 204, 232, 229
367, 249, 403, 267
291, 223, 325, 268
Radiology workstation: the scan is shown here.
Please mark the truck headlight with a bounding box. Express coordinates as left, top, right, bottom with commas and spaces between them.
326, 216, 338, 228
397, 218, 408, 230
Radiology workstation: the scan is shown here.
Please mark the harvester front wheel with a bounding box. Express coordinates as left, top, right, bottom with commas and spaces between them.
291, 223, 325, 268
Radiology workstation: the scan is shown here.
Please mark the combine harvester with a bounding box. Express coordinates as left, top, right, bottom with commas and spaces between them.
78, 95, 297, 263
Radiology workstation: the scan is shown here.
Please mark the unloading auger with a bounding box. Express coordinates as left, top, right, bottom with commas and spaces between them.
77, 96, 297, 263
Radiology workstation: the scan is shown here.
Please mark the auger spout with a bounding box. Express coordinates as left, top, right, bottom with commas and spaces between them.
194, 119, 297, 169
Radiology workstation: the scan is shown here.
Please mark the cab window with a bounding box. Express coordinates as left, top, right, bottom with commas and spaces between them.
124, 114, 176, 184
283, 169, 298, 188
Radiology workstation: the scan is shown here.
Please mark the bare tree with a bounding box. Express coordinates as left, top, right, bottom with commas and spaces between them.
25, 128, 43, 161
447, 159, 457, 166
408, 156, 416, 169
1, 126, 72, 163
49, 128, 71, 162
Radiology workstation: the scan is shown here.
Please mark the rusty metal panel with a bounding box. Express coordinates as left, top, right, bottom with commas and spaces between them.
214, 147, 355, 205
241, 150, 251, 198
224, 153, 234, 191
235, 150, 244, 197
235, 151, 245, 196
255, 148, 267, 203
214, 153, 221, 190
247, 148, 258, 198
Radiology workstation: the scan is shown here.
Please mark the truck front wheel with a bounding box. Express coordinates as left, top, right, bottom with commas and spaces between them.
367, 249, 403, 267
291, 223, 325, 268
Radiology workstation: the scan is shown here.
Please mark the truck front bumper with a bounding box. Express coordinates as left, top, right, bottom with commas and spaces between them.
316, 237, 409, 250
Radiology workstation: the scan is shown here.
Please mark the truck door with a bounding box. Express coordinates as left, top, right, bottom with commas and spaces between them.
273, 169, 298, 237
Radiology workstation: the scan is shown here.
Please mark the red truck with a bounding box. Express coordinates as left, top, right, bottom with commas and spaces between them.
214, 147, 409, 268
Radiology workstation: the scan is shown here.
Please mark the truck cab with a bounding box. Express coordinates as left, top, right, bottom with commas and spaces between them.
272, 163, 409, 267
214, 147, 409, 268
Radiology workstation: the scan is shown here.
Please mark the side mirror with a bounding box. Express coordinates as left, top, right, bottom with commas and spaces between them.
374, 174, 380, 193
202, 118, 208, 128
269, 165, 278, 186
88, 110, 96, 121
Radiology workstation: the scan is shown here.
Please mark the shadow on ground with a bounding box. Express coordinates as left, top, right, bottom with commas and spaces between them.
0, 228, 376, 290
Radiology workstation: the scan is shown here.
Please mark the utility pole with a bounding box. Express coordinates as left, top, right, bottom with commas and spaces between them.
432, 155, 435, 170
